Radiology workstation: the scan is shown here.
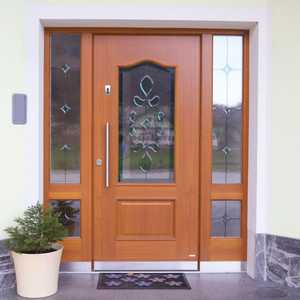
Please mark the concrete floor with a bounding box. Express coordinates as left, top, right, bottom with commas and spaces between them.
2, 273, 300, 300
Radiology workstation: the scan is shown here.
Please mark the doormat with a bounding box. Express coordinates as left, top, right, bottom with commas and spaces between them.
97, 273, 191, 289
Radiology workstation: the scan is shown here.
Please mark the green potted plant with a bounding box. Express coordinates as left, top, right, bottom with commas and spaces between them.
5, 203, 67, 298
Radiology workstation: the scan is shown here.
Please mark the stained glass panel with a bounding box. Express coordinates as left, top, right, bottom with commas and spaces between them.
49, 200, 80, 237
211, 200, 241, 237
212, 36, 243, 184
50, 33, 81, 184
119, 62, 175, 183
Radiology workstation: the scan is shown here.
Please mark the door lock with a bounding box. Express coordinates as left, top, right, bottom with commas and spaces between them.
104, 84, 111, 95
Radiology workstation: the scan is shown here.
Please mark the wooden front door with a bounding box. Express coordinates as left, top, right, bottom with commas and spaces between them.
93, 36, 200, 264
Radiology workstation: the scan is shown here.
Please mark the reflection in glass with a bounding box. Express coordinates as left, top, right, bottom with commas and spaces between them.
50, 200, 80, 237
213, 36, 243, 184
211, 200, 241, 237
119, 62, 175, 183
50, 33, 81, 184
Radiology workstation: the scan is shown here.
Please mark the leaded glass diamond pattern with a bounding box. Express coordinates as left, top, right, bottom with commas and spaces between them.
212, 36, 243, 184
211, 200, 241, 237
49, 200, 80, 237
60, 104, 71, 114
50, 33, 81, 184
61, 63, 71, 74
60, 144, 71, 151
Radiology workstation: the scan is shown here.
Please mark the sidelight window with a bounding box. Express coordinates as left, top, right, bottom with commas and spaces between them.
50, 33, 81, 184
212, 36, 243, 184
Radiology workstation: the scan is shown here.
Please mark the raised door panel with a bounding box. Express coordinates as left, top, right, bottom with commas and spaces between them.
116, 199, 175, 240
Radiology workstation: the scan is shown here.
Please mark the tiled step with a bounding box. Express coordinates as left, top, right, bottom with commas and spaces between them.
0, 262, 14, 273
0, 254, 10, 263
0, 255, 15, 292
0, 242, 15, 292
0, 254, 14, 276
286, 276, 300, 288
0, 273, 16, 290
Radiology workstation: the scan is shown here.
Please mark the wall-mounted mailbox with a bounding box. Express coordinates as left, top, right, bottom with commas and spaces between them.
12, 94, 27, 125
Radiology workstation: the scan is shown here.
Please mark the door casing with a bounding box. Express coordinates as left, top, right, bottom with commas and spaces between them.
43, 28, 249, 269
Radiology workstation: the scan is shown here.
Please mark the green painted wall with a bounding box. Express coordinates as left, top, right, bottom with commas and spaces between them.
1, 0, 300, 240
270, 0, 300, 238
0, 0, 26, 238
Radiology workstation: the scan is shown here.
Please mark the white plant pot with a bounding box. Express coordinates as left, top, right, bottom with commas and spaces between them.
11, 244, 63, 298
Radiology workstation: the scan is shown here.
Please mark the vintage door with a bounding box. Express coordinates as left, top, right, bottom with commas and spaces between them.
93, 35, 200, 269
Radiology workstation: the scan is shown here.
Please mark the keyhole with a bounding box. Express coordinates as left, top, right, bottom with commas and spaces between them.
105, 85, 111, 95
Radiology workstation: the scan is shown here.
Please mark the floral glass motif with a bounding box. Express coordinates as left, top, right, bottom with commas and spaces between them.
212, 36, 243, 184
211, 200, 241, 237
50, 33, 81, 184
119, 62, 175, 183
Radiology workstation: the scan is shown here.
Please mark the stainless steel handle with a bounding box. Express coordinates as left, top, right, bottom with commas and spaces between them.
105, 122, 110, 188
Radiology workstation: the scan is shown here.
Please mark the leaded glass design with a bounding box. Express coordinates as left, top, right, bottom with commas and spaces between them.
49, 200, 80, 237
50, 33, 81, 184
213, 36, 243, 184
211, 200, 241, 237
119, 62, 175, 183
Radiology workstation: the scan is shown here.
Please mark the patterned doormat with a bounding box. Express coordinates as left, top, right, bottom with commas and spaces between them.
97, 273, 191, 289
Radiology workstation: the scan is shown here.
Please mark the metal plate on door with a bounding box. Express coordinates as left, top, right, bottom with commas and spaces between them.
104, 85, 111, 95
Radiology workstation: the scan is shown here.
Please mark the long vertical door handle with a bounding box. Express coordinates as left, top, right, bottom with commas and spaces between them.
105, 122, 110, 188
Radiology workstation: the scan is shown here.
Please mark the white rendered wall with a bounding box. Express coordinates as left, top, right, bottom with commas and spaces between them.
0, 1, 27, 236
270, 1, 300, 239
